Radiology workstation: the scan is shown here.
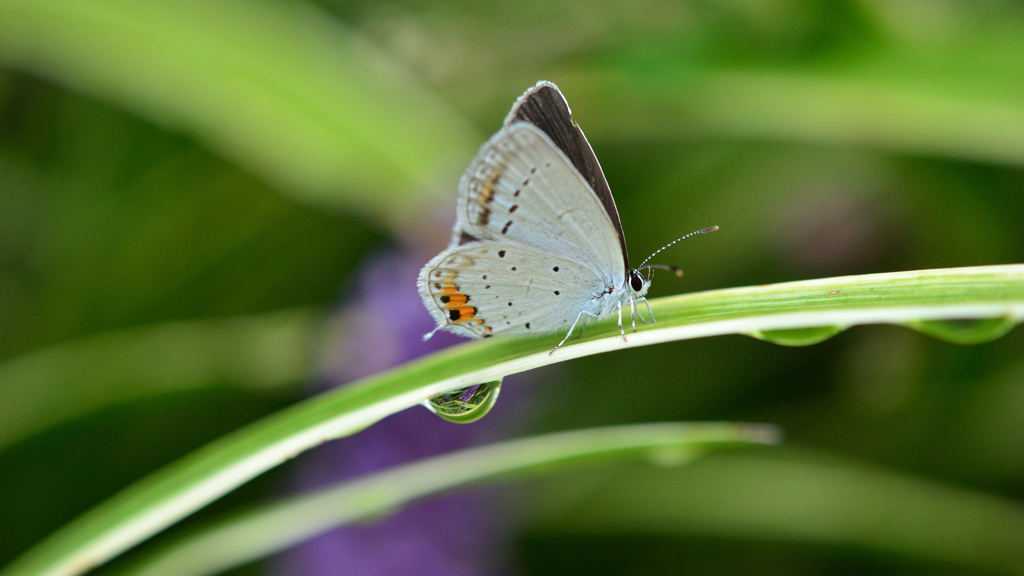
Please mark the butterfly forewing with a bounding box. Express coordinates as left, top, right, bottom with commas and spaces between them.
418, 243, 605, 338
455, 123, 626, 285
506, 82, 629, 269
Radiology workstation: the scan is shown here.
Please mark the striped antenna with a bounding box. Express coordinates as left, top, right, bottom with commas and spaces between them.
637, 226, 718, 269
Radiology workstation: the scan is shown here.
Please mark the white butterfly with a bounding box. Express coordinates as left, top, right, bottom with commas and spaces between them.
419, 81, 715, 353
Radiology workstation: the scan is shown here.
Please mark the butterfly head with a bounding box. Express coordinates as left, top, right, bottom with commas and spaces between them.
629, 226, 719, 299
628, 269, 652, 297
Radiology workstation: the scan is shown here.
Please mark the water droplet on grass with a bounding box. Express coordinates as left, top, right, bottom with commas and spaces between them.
748, 325, 844, 346
904, 316, 1018, 345
424, 379, 502, 424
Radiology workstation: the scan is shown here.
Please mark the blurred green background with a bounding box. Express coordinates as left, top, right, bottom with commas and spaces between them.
2, 0, 1024, 574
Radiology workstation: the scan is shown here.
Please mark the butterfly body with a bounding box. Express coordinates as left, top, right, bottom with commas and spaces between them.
419, 81, 693, 352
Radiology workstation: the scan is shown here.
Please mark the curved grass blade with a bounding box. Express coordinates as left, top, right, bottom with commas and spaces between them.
3, 264, 1023, 576
527, 450, 1024, 574
0, 309, 319, 453
121, 423, 778, 576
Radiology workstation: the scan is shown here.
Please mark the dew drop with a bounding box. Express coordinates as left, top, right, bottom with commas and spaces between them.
748, 325, 844, 346
423, 379, 502, 424
645, 445, 698, 468
904, 316, 1018, 345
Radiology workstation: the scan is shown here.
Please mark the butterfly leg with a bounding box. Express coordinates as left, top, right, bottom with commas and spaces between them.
617, 302, 627, 342
551, 310, 600, 355
635, 297, 655, 324
629, 296, 637, 333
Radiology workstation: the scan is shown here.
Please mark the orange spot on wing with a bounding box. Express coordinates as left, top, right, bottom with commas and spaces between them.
444, 294, 468, 307
451, 306, 477, 323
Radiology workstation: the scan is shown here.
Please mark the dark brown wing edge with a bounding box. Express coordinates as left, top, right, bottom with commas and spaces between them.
504, 81, 629, 270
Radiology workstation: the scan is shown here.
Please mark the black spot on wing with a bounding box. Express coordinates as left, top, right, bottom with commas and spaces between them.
477, 207, 491, 226
457, 231, 479, 246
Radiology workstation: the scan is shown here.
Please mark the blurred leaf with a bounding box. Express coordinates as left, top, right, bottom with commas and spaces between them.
2, 264, 1022, 576
0, 122, 375, 356
565, 65, 1024, 168
527, 449, 1024, 574
0, 308, 320, 454
121, 423, 778, 576
0, 0, 478, 222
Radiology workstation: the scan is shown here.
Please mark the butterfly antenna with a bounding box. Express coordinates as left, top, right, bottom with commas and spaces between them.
637, 226, 718, 269
647, 264, 684, 278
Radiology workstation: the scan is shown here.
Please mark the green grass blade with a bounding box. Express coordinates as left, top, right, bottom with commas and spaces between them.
527, 450, 1024, 574
0, 309, 319, 453
571, 66, 1024, 168
123, 423, 778, 576
0, 0, 476, 220
3, 265, 1023, 576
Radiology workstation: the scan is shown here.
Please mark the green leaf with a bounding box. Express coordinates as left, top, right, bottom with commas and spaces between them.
121, 423, 778, 576
0, 309, 319, 453
0, 0, 477, 221
3, 264, 1022, 576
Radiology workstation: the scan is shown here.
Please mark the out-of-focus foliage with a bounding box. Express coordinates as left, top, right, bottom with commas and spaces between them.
0, 0, 479, 220
0, 309, 320, 452
1, 0, 1023, 574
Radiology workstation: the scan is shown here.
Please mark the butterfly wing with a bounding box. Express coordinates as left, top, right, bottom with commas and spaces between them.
418, 242, 606, 338
505, 81, 629, 269
420, 81, 630, 340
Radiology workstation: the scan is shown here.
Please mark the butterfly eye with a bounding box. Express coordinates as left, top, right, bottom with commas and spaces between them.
629, 270, 645, 292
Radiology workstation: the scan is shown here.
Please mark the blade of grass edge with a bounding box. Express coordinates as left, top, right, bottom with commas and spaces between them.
0, 309, 320, 452
122, 422, 778, 576
4, 264, 1023, 576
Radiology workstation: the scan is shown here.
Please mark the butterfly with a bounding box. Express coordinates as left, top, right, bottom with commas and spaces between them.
419, 81, 716, 353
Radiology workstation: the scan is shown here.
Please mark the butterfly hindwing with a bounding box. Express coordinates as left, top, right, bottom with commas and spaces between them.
418, 242, 606, 338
